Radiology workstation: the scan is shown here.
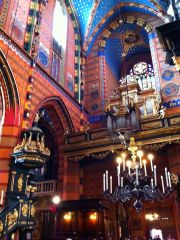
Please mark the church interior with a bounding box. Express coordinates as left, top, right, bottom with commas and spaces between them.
0, 0, 180, 239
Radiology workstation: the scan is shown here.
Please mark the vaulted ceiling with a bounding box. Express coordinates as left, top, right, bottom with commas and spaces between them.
67, 0, 169, 78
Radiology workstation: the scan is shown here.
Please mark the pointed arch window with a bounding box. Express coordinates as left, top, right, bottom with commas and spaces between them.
51, 0, 67, 84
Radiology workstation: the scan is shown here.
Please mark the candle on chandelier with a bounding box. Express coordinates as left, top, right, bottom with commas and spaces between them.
116, 157, 122, 170
121, 153, 126, 171
126, 160, 131, 175
136, 165, 139, 185
110, 176, 112, 194
121, 177, 123, 187
143, 159, 147, 176
106, 170, 108, 190
103, 173, 105, 191
148, 154, 154, 172
168, 172, 172, 188
0, 190, 4, 205
117, 166, 120, 186
161, 175, 165, 194
154, 165, 157, 186
151, 178, 154, 187
165, 168, 169, 187
137, 150, 143, 168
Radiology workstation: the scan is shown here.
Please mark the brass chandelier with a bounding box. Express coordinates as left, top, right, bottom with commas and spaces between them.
102, 137, 172, 212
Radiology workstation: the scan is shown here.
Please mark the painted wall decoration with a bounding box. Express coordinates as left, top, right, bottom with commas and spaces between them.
38, 48, 49, 68
91, 90, 99, 99
162, 83, 179, 97
12, 19, 24, 42
0, 0, 9, 27
162, 70, 174, 81
164, 99, 180, 108
67, 72, 74, 93
91, 104, 99, 111
0, 0, 3, 11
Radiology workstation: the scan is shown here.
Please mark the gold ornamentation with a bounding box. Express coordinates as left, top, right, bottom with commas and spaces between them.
22, 204, 29, 217
39, 136, 50, 156
172, 56, 180, 71
10, 171, 16, 192
6, 209, 18, 227
144, 142, 168, 151
0, 221, 3, 232
171, 173, 179, 185
13, 134, 27, 153
13, 130, 50, 156
31, 205, 36, 217
18, 174, 23, 192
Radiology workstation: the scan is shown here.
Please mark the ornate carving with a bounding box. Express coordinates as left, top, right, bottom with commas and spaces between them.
39, 136, 50, 155
143, 142, 169, 151
13, 134, 27, 153
17, 174, 23, 192
22, 204, 29, 217
0, 221, 3, 232
13, 132, 50, 156
10, 171, 16, 192
158, 105, 166, 119
6, 209, 18, 227
31, 204, 36, 217
171, 173, 179, 185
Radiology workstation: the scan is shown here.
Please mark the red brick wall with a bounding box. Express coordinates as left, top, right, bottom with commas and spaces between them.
84, 43, 101, 116
104, 61, 119, 101
0, 30, 81, 193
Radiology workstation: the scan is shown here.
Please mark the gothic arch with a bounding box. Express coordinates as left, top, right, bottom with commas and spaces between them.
31, 96, 74, 133
0, 49, 20, 125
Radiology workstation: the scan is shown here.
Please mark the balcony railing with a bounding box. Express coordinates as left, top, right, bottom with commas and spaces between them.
34, 180, 61, 196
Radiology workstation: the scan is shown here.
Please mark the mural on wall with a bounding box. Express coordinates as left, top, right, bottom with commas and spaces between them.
162, 83, 179, 97
162, 70, 174, 82
38, 46, 49, 68
67, 72, 74, 93
12, 19, 24, 42
0, 0, 9, 27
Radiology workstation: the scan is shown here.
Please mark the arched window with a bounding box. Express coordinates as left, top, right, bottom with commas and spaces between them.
129, 62, 155, 90
52, 0, 67, 50
51, 0, 67, 84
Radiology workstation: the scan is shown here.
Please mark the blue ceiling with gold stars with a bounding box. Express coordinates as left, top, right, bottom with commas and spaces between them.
69, 0, 169, 79
70, 0, 169, 48
105, 22, 150, 79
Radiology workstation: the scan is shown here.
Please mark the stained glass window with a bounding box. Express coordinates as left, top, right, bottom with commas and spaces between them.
52, 0, 67, 50
52, 0, 67, 84
129, 62, 155, 90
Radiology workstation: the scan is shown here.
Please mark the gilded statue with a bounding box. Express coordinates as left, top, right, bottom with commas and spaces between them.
13, 134, 27, 153
24, 132, 32, 151
31, 204, 36, 217
6, 209, 18, 227
22, 204, 29, 217
0, 221, 3, 232
39, 136, 50, 156
17, 174, 23, 192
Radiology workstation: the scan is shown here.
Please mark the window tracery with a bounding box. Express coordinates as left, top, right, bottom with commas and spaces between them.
129, 62, 155, 90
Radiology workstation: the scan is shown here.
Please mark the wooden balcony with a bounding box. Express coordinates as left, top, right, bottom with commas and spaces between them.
34, 180, 62, 197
